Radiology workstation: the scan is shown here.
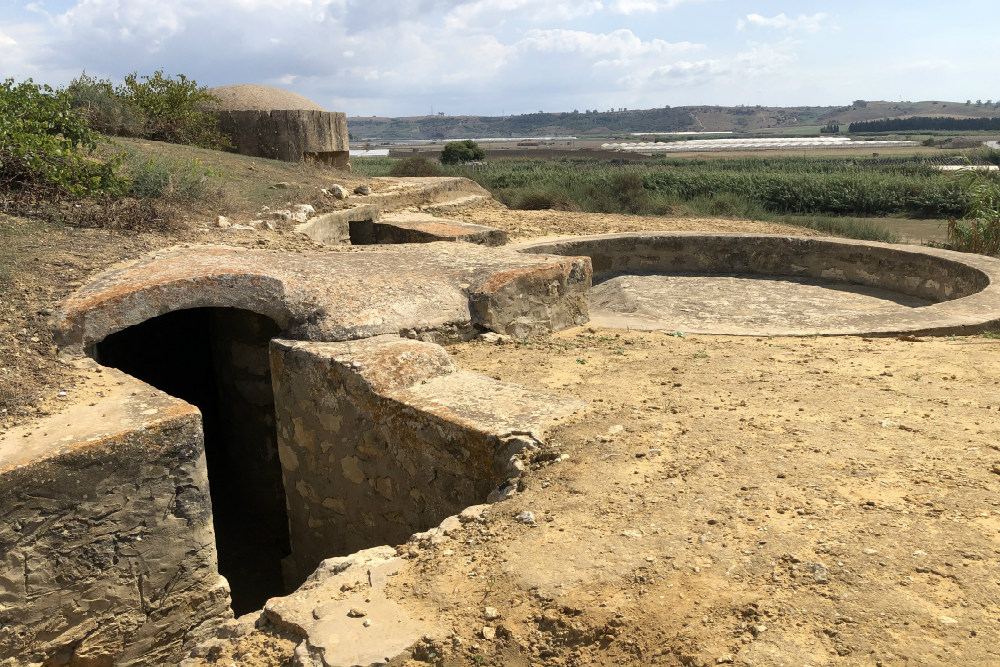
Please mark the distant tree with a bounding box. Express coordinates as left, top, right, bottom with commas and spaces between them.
440, 139, 485, 165
966, 100, 972, 105
852, 99, 868, 108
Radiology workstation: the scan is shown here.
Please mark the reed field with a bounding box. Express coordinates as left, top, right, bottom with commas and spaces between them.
355, 150, 1000, 243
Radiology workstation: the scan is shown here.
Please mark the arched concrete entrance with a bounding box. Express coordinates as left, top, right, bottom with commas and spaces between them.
95, 307, 288, 614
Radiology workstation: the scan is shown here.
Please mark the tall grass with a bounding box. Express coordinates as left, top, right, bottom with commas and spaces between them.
352, 153, 986, 243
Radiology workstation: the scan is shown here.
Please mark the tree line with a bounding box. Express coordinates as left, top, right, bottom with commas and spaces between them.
850, 116, 1000, 133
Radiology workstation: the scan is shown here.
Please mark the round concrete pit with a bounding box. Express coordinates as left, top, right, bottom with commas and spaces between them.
513, 232, 1000, 336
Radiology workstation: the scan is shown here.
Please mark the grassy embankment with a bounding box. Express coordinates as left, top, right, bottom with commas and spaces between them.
355, 152, 1000, 243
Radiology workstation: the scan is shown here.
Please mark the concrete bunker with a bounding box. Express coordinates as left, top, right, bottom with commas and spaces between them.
0, 240, 589, 665
94, 307, 287, 614
206, 84, 350, 170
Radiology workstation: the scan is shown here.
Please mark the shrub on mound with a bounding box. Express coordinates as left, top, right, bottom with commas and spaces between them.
0, 78, 125, 206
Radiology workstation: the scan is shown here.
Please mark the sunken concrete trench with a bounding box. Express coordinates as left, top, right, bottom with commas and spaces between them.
0, 240, 590, 666
6, 204, 1000, 665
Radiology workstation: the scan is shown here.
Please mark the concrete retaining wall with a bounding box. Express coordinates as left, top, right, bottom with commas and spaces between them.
271, 336, 584, 587
0, 370, 230, 666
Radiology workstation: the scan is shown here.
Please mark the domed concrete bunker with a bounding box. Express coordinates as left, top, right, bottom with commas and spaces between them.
207, 84, 350, 169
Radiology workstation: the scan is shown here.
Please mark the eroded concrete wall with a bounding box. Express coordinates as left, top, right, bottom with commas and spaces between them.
0, 370, 230, 666
270, 336, 585, 587
216, 110, 349, 167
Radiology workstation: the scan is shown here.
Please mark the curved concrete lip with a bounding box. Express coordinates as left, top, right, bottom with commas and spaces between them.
512, 232, 1000, 336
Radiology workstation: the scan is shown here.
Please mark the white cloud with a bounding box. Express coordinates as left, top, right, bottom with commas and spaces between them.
612, 0, 711, 14
737, 12, 827, 32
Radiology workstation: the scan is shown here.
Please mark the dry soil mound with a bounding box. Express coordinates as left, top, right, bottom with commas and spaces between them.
205, 84, 326, 112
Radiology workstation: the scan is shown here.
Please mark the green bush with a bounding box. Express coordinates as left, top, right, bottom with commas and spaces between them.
440, 140, 485, 165
0, 78, 125, 205
948, 168, 1000, 254
388, 156, 442, 177
66, 72, 144, 137
117, 70, 230, 149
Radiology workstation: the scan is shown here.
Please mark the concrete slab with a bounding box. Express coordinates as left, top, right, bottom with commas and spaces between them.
54, 243, 591, 351
376, 211, 507, 246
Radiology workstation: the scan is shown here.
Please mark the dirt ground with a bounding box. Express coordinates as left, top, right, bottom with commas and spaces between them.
4, 188, 1000, 667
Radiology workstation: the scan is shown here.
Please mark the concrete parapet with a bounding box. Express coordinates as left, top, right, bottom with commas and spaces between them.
513, 232, 1000, 336
375, 211, 508, 246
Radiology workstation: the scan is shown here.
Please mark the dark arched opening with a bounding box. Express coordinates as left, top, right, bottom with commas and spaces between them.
94, 307, 289, 614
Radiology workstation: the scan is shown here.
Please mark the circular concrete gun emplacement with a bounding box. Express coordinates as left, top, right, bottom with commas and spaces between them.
512, 232, 1000, 336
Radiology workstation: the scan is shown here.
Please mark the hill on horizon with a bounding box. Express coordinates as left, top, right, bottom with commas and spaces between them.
348, 100, 1000, 140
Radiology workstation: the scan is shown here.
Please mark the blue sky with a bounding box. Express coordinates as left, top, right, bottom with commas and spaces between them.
1, 0, 998, 117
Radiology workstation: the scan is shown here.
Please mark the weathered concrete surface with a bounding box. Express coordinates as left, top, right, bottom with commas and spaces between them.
215, 110, 350, 168
264, 546, 429, 667
296, 177, 493, 245
53, 243, 591, 352
514, 232, 1000, 336
270, 336, 585, 587
376, 211, 508, 246
0, 364, 230, 666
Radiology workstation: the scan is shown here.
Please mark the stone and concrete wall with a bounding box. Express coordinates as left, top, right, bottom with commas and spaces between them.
514, 232, 1000, 336
514, 233, 990, 302
0, 368, 230, 666
215, 110, 349, 168
270, 336, 585, 587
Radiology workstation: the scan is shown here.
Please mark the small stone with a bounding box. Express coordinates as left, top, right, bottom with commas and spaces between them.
515, 511, 536, 526
809, 562, 829, 584
648, 448, 662, 456
216, 215, 231, 228
363, 618, 372, 627
940, 616, 958, 624
478, 332, 513, 344
328, 184, 348, 199
863, 548, 878, 555
607, 424, 624, 435
484, 606, 500, 621
717, 654, 735, 664
354, 184, 372, 195
441, 549, 454, 556
347, 608, 367, 618
459, 504, 489, 523
270, 182, 290, 189
481, 626, 496, 640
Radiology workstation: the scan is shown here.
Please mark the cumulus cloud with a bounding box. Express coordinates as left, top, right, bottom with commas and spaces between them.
737, 12, 828, 32
612, 0, 711, 14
